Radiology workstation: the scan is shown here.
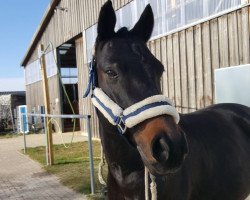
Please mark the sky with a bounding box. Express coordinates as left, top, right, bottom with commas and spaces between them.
0, 1, 50, 90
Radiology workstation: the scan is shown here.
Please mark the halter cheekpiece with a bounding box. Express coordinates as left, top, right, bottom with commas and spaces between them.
83, 58, 180, 134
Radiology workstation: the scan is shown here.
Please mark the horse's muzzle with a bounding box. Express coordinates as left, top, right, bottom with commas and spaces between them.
133, 116, 188, 176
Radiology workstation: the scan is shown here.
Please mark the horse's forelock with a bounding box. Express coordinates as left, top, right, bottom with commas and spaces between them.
95, 26, 143, 49
116, 27, 130, 37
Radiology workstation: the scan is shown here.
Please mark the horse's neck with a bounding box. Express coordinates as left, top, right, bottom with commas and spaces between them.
99, 123, 146, 198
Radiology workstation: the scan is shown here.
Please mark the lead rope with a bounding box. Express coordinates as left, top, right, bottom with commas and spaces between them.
150, 173, 157, 200
145, 167, 149, 200
145, 167, 157, 200
98, 146, 107, 186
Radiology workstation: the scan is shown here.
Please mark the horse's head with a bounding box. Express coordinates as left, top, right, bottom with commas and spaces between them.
94, 1, 188, 176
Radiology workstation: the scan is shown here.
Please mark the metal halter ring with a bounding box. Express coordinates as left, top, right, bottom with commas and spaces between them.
117, 117, 127, 134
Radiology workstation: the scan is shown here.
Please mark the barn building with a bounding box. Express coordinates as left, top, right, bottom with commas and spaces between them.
21, 0, 250, 138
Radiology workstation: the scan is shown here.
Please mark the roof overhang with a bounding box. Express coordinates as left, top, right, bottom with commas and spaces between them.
0, 91, 26, 95
21, 0, 60, 67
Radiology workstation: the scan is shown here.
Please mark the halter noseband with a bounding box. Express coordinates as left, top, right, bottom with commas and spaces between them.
83, 58, 180, 134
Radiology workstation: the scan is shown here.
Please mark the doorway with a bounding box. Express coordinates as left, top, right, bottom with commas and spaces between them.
57, 41, 80, 132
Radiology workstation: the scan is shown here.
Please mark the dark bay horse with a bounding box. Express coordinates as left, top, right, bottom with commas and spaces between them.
91, 1, 250, 199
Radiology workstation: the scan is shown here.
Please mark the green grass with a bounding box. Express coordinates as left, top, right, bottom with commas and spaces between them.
25, 141, 107, 199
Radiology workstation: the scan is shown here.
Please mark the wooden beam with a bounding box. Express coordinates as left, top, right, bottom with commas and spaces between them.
39, 44, 54, 166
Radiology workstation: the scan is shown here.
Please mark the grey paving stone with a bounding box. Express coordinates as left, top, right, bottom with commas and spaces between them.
0, 133, 87, 200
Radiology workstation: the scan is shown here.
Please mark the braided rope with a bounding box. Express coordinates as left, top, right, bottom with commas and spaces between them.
47, 118, 75, 149
145, 167, 149, 200
145, 167, 157, 200
150, 174, 157, 200
98, 145, 107, 186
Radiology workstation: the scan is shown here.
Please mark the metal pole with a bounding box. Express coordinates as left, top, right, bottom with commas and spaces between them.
22, 114, 27, 154
43, 116, 49, 166
86, 115, 95, 195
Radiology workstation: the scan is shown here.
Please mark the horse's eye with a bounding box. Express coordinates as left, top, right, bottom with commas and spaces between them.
105, 70, 118, 78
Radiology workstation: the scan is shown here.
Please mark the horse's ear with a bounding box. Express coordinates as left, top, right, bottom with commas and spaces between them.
130, 4, 154, 42
97, 0, 116, 41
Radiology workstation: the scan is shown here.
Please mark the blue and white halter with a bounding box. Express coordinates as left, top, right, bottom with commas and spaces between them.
83, 59, 180, 134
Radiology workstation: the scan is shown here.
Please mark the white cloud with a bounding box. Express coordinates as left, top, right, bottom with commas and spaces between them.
0, 78, 25, 92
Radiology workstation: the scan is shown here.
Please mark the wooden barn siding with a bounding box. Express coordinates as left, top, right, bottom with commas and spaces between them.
26, 0, 132, 66
25, 75, 61, 129
26, 81, 44, 113
148, 7, 250, 113
75, 37, 100, 138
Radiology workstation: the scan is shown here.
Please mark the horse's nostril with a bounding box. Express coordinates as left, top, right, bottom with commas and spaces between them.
152, 137, 170, 163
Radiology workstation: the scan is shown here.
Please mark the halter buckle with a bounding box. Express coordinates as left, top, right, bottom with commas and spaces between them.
117, 117, 127, 134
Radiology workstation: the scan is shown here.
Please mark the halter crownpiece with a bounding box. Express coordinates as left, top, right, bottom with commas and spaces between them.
83, 59, 180, 134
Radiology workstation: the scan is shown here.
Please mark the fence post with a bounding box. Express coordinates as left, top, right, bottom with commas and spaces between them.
43, 116, 49, 166
39, 44, 54, 165
86, 115, 95, 195
21, 114, 27, 154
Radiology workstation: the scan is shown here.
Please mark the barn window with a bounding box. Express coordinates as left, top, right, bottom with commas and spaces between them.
25, 60, 41, 85
60, 68, 78, 84
138, 0, 242, 38
85, 0, 243, 62
24, 50, 58, 85
86, 24, 97, 63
